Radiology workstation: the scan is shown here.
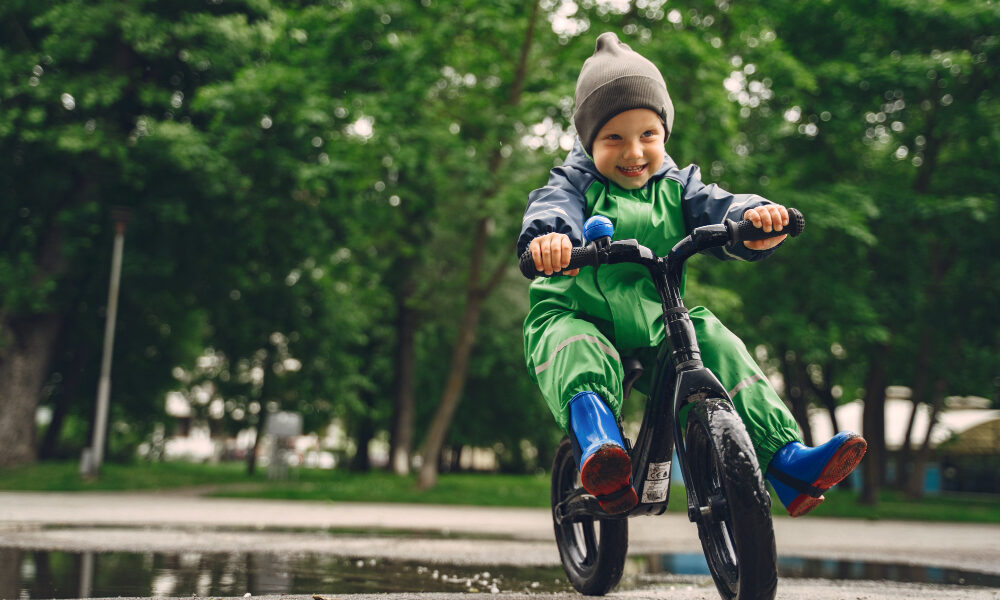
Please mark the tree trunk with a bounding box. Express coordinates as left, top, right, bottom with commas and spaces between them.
0, 315, 62, 467
859, 345, 890, 505
417, 263, 489, 489
38, 373, 75, 460
416, 0, 539, 490
0, 164, 95, 468
350, 396, 376, 472
810, 361, 841, 434
38, 264, 100, 460
246, 424, 260, 476
896, 400, 917, 488
896, 252, 949, 486
450, 444, 464, 472
896, 334, 930, 488
350, 425, 374, 472
905, 379, 947, 499
37, 349, 82, 459
824, 401, 841, 434
779, 348, 813, 445
389, 281, 417, 475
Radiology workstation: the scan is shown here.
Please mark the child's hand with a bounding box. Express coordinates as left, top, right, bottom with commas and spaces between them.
529, 233, 580, 276
743, 205, 789, 250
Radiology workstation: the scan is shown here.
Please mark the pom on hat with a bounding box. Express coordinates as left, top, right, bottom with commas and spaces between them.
573, 32, 674, 153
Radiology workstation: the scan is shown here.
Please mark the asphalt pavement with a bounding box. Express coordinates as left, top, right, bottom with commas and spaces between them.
1, 491, 999, 599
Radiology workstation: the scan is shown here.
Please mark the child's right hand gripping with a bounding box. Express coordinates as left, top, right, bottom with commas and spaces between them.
529, 233, 580, 276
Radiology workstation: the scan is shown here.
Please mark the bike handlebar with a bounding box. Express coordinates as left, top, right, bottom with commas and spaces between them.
518, 208, 804, 280
726, 207, 805, 244
516, 245, 596, 279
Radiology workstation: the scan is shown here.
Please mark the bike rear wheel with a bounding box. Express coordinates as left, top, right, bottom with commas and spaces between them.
685, 398, 777, 600
551, 436, 628, 595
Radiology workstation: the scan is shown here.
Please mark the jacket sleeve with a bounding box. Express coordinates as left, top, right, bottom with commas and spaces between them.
515, 150, 594, 258
676, 164, 781, 262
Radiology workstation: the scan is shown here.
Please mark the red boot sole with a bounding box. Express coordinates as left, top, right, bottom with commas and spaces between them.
580, 444, 637, 515
787, 436, 868, 517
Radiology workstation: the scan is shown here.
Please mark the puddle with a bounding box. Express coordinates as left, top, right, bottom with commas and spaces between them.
1, 549, 570, 598
3, 547, 998, 598
637, 553, 1000, 588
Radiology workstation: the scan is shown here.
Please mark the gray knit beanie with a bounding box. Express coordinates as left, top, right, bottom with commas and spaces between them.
573, 32, 674, 154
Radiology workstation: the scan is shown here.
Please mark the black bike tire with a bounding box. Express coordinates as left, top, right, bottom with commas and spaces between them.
685, 398, 777, 600
550, 436, 628, 596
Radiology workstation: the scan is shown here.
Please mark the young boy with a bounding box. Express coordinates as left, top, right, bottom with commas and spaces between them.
517, 32, 866, 516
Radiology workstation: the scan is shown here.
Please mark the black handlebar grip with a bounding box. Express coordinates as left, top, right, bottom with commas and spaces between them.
730, 207, 805, 243
518, 245, 597, 280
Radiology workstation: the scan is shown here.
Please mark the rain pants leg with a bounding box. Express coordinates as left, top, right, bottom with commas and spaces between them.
688, 306, 801, 469
524, 309, 625, 431
525, 305, 801, 470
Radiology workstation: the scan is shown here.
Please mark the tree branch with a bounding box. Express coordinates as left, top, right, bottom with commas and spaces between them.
479, 240, 514, 297
507, 0, 539, 107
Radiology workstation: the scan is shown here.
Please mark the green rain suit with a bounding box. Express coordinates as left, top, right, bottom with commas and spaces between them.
517, 141, 801, 469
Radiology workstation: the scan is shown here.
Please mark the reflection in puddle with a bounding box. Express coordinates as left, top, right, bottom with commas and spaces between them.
4, 549, 570, 599
4, 547, 998, 598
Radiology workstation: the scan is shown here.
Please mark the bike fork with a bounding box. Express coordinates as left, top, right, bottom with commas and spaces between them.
669, 366, 734, 524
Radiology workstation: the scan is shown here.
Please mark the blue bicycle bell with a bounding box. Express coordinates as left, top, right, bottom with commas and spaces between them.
584, 215, 614, 246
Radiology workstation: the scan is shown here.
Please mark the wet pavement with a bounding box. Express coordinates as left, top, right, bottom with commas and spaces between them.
9, 545, 1000, 598
1, 491, 999, 599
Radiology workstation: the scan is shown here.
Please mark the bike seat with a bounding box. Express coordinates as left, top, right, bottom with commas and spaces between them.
622, 357, 643, 400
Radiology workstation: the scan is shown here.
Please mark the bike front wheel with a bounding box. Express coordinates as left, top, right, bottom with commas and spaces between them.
551, 436, 628, 595
685, 398, 777, 600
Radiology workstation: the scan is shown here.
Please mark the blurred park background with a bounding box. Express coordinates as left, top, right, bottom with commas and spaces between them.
1, 0, 998, 518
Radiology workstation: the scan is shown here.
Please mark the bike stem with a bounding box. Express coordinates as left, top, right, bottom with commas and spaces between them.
650, 224, 731, 374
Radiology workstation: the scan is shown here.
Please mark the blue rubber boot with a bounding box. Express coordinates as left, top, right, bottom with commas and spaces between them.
766, 432, 867, 517
568, 391, 638, 515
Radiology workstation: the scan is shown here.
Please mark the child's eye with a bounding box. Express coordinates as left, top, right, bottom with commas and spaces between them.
607, 134, 622, 140
642, 130, 654, 137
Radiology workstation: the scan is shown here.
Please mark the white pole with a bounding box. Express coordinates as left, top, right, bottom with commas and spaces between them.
86, 209, 129, 476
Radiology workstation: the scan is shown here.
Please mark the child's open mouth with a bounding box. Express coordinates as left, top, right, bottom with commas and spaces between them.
617, 164, 646, 177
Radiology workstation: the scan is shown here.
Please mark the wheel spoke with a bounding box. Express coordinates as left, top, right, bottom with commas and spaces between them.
571, 521, 588, 560
722, 519, 738, 563
582, 517, 598, 561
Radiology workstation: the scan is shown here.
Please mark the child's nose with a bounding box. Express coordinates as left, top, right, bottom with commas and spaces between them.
623, 139, 642, 159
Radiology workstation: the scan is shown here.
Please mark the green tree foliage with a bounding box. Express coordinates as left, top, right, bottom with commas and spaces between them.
0, 0, 382, 466
1, 0, 996, 506
1, 0, 281, 464
676, 0, 1000, 498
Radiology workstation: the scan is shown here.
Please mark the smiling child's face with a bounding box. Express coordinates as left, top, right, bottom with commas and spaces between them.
591, 108, 666, 190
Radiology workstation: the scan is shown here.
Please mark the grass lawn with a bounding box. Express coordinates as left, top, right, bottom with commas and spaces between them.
804, 487, 1000, 523
0, 460, 550, 507
1, 460, 998, 523
0, 460, 255, 492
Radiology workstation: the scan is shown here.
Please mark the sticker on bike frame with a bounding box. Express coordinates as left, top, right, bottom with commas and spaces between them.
641, 461, 671, 503
647, 461, 671, 480
642, 477, 669, 503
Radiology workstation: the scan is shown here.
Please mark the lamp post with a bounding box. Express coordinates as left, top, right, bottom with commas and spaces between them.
82, 207, 131, 477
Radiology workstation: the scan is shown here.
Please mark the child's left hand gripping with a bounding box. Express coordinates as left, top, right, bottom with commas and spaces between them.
743, 205, 789, 250
529, 232, 581, 276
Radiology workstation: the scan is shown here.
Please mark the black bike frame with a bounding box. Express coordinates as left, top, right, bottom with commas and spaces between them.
552, 224, 738, 525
